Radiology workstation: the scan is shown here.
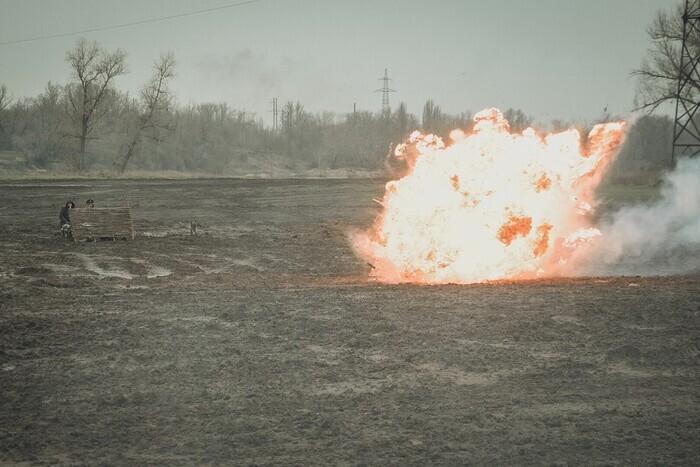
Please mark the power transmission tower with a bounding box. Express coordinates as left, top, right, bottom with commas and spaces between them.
672, 0, 700, 163
375, 68, 396, 115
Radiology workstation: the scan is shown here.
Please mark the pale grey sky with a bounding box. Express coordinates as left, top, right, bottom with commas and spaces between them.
0, 0, 678, 126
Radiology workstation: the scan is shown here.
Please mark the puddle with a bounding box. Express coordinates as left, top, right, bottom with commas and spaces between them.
77, 254, 134, 280
130, 258, 172, 278
147, 266, 172, 278
231, 259, 265, 271
42, 263, 83, 274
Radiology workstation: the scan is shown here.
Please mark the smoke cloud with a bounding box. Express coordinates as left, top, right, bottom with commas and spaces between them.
577, 157, 700, 276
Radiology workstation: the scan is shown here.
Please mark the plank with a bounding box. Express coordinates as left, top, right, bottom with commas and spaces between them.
69, 207, 135, 242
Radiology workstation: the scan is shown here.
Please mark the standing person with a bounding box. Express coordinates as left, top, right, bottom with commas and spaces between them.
59, 201, 75, 238
85, 199, 94, 208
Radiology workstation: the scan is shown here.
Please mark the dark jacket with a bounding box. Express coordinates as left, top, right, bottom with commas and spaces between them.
59, 206, 71, 226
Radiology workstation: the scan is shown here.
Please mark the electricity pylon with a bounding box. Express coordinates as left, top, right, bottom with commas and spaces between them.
375, 68, 396, 115
672, 0, 700, 163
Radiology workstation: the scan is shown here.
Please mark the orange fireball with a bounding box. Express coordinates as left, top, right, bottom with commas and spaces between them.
353, 108, 625, 284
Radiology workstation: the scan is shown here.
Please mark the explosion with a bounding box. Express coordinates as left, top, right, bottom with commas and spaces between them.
354, 108, 625, 284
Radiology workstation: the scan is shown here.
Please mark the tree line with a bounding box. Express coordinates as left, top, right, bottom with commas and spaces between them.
0, 2, 691, 182
0, 39, 436, 176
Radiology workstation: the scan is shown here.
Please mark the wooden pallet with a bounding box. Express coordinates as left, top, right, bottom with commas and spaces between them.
70, 207, 135, 242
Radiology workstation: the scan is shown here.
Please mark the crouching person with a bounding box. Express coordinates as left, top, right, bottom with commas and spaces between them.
59, 201, 75, 239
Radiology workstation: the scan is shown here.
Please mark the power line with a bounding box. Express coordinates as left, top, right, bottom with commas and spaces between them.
0, 0, 264, 46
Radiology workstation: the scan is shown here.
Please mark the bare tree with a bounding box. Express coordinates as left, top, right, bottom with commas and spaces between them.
0, 84, 11, 120
281, 101, 310, 156
0, 84, 13, 147
422, 99, 445, 134
15, 82, 68, 168
65, 38, 127, 172
393, 102, 410, 136
503, 108, 534, 133
595, 114, 674, 187
115, 52, 175, 173
9, 98, 30, 143
633, 2, 700, 112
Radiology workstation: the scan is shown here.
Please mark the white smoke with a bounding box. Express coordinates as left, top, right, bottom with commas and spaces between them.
578, 157, 700, 276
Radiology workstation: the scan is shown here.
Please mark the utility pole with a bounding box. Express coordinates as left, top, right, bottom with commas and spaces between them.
672, 0, 700, 164
242, 109, 247, 146
375, 68, 396, 115
270, 97, 279, 133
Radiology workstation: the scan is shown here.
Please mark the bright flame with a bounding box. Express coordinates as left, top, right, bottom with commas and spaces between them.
353, 108, 625, 284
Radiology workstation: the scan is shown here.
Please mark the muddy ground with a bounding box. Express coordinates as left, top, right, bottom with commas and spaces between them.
0, 178, 698, 465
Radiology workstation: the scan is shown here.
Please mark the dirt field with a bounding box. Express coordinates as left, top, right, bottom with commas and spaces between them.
1, 178, 698, 465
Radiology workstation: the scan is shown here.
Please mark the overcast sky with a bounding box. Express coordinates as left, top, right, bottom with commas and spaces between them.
0, 0, 677, 126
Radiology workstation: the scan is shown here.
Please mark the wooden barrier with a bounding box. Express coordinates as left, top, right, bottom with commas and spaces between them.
69, 207, 135, 242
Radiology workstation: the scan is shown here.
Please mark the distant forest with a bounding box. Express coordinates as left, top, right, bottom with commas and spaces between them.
0, 39, 676, 182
